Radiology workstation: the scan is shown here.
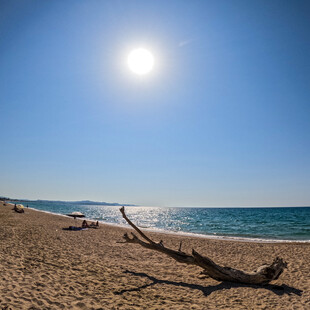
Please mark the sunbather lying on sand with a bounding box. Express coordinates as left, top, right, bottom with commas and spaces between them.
82, 220, 99, 228
13, 204, 25, 213
89, 221, 99, 228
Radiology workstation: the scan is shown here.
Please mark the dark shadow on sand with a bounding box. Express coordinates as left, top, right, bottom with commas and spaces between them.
114, 270, 303, 297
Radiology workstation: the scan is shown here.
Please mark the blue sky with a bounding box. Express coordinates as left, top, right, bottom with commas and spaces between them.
1, 0, 309, 206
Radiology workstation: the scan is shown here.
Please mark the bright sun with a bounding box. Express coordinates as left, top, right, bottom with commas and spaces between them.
127, 48, 154, 75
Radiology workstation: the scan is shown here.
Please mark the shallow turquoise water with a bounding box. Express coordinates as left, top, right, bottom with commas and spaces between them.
19, 201, 310, 241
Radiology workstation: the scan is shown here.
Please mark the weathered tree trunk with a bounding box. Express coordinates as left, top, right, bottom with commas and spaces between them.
120, 207, 287, 285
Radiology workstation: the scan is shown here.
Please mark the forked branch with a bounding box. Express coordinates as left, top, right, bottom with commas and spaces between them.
120, 207, 287, 285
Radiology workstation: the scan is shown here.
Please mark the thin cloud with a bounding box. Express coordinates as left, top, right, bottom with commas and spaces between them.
178, 39, 195, 47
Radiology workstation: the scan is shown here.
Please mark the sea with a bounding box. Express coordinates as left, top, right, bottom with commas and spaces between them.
17, 200, 310, 242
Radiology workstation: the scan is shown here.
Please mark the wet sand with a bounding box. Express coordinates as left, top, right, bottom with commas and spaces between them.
0, 202, 309, 309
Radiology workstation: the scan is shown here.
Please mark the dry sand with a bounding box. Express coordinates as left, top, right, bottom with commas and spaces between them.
0, 202, 309, 309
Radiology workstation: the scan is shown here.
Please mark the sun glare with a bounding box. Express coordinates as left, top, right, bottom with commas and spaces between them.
127, 48, 154, 75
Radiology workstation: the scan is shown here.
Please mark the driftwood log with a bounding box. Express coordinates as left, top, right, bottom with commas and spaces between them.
120, 207, 287, 285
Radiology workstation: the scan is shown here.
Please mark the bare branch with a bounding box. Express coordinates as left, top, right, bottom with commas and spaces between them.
120, 206, 155, 244
119, 207, 287, 285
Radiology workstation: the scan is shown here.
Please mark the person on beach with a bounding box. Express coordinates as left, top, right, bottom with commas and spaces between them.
82, 220, 89, 228
13, 204, 24, 213
89, 221, 99, 228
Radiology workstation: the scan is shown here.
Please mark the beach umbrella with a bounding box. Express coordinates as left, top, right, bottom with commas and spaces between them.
66, 212, 85, 219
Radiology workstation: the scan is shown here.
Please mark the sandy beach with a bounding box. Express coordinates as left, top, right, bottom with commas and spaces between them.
0, 202, 309, 309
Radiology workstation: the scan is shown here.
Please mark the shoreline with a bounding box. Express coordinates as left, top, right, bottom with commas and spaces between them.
13, 202, 310, 244
1, 201, 309, 309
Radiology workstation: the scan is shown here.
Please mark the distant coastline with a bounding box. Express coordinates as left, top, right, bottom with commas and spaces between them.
0, 197, 136, 207
1, 196, 309, 209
